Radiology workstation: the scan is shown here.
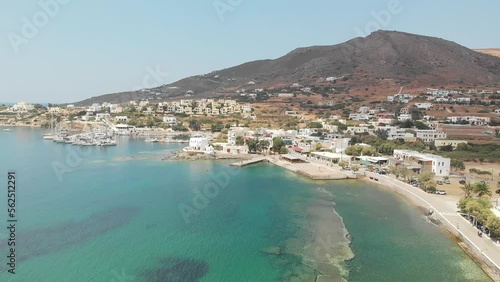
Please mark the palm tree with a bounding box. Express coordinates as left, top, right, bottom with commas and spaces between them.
461, 182, 474, 198
474, 182, 492, 197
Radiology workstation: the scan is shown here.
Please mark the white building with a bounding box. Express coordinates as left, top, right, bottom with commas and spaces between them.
347, 126, 371, 134
48, 107, 61, 114
393, 150, 451, 177
349, 113, 372, 121
115, 116, 128, 122
398, 114, 413, 122
10, 102, 35, 113
222, 145, 249, 155
378, 126, 415, 140
163, 116, 177, 125
189, 137, 209, 151
414, 103, 433, 110
298, 128, 320, 137
415, 130, 447, 143
139, 100, 150, 107
87, 103, 102, 112
434, 140, 468, 150
111, 106, 123, 114
95, 113, 110, 121
446, 116, 491, 126
331, 138, 350, 153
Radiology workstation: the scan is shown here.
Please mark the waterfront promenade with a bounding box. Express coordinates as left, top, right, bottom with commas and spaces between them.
366, 172, 500, 281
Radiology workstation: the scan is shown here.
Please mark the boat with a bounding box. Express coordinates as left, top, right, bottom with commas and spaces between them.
99, 139, 117, 146
145, 138, 159, 143
63, 137, 74, 144
43, 113, 56, 140
43, 133, 56, 140
53, 136, 65, 143
3, 128, 11, 132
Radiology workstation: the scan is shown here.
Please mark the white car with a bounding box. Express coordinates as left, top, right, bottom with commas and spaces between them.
436, 190, 447, 195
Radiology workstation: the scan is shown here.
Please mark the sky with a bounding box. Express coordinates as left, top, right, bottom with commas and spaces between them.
1, 0, 499, 104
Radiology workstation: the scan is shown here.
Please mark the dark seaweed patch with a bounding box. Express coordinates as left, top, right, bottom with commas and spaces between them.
141, 257, 208, 282
0, 206, 140, 272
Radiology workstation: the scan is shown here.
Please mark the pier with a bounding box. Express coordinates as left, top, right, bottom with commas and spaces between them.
229, 157, 269, 167
230, 155, 360, 180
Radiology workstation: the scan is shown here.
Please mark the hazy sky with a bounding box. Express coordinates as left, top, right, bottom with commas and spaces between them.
1, 0, 499, 103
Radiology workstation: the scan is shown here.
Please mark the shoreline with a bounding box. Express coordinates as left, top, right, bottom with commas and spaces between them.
360, 174, 499, 281
125, 152, 496, 280
237, 159, 497, 281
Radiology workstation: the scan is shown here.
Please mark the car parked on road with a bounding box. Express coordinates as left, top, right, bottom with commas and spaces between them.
443, 179, 450, 184
436, 190, 447, 195
437, 180, 443, 185
459, 179, 466, 185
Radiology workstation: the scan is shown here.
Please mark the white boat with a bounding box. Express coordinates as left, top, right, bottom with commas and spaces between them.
53, 136, 65, 143
43, 133, 56, 140
3, 128, 11, 132
99, 140, 117, 146
145, 138, 159, 143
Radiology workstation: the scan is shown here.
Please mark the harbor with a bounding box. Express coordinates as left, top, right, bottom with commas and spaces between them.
40, 118, 193, 147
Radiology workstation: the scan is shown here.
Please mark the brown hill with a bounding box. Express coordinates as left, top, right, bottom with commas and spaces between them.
75, 30, 500, 105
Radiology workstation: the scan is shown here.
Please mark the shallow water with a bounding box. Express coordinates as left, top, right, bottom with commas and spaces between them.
0, 128, 490, 281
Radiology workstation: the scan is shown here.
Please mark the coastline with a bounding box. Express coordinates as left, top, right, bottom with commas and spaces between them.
233, 158, 496, 281
360, 174, 499, 281
138, 150, 497, 281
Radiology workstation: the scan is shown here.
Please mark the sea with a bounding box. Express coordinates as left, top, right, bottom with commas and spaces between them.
0, 127, 491, 281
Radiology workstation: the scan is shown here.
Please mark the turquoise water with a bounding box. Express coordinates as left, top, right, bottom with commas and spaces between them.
0, 128, 490, 281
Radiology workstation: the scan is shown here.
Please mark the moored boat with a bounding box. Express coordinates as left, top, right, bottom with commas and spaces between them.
43, 133, 56, 140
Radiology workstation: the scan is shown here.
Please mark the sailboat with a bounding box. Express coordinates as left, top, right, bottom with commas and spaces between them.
43, 113, 56, 140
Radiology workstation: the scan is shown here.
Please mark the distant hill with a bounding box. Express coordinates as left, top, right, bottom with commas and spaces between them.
74, 30, 500, 105
475, 48, 500, 58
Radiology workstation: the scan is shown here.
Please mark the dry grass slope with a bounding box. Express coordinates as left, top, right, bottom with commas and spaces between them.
475, 49, 500, 58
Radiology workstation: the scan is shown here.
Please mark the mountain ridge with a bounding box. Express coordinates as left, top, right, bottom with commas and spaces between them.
74, 30, 500, 105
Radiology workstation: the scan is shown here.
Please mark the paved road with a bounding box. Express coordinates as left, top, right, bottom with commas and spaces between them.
366, 172, 500, 280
